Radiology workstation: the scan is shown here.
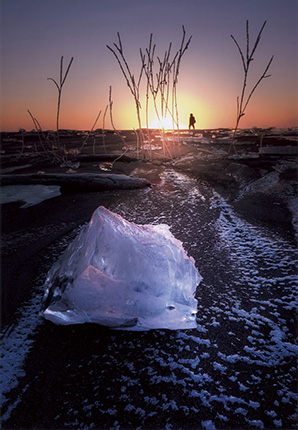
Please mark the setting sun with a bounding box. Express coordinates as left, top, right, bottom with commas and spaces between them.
148, 115, 188, 130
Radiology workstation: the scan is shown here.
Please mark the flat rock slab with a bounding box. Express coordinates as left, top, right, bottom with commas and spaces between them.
259, 146, 298, 155
74, 154, 137, 162
0, 173, 151, 192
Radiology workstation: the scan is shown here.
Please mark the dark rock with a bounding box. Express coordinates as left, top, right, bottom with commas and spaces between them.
0, 173, 151, 192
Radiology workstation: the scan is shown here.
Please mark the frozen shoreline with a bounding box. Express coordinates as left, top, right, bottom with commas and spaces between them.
1, 166, 297, 430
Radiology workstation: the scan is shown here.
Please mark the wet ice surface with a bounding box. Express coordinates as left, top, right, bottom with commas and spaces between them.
0, 184, 61, 207
1, 169, 297, 429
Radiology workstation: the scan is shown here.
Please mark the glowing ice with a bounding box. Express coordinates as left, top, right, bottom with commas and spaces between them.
41, 206, 201, 330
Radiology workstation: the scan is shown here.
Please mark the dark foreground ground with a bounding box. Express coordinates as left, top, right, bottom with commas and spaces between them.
0, 128, 297, 429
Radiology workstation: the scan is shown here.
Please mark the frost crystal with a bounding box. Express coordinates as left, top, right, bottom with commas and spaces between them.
41, 206, 201, 330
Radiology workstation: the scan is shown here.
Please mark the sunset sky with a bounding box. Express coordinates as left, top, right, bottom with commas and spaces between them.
1, 0, 297, 131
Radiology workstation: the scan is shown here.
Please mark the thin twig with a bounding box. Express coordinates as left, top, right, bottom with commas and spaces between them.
108, 86, 130, 165
79, 110, 102, 152
27, 109, 65, 163
102, 104, 109, 153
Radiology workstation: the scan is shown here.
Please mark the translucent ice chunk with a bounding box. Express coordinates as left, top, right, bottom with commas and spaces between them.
41, 206, 201, 330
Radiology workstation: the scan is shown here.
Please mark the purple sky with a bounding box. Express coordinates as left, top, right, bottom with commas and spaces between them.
1, 0, 297, 131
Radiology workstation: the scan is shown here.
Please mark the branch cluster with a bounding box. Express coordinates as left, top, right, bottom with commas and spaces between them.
107, 26, 192, 158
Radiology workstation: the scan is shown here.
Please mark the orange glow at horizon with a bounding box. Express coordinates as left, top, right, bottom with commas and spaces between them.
1, 95, 297, 132
1, 37, 297, 132
1, 81, 297, 132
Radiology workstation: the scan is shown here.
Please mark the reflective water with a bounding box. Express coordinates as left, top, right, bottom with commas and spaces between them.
1, 169, 297, 429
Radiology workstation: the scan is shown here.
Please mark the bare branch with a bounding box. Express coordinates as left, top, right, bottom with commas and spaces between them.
61, 57, 74, 87
250, 20, 267, 60
231, 34, 246, 72
246, 20, 249, 64
117, 32, 122, 52
60, 56, 63, 86
243, 55, 274, 112
229, 20, 273, 155
47, 78, 60, 92
47, 56, 74, 135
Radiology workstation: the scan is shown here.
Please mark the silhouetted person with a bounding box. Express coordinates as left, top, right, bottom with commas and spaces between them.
189, 113, 196, 130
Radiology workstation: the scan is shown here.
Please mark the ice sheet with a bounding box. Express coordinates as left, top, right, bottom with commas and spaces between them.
0, 185, 61, 207
41, 206, 201, 329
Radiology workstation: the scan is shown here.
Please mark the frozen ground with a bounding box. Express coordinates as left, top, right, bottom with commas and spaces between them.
0, 184, 61, 207
1, 168, 297, 429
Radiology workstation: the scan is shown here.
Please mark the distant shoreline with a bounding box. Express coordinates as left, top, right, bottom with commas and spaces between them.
1, 126, 298, 134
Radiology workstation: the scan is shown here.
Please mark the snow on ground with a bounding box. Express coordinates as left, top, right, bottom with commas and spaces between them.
1, 169, 297, 429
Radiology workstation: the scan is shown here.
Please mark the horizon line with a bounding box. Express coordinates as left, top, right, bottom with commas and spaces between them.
1, 126, 298, 134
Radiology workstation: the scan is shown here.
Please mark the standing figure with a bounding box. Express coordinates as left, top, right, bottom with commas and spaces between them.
189, 113, 196, 130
